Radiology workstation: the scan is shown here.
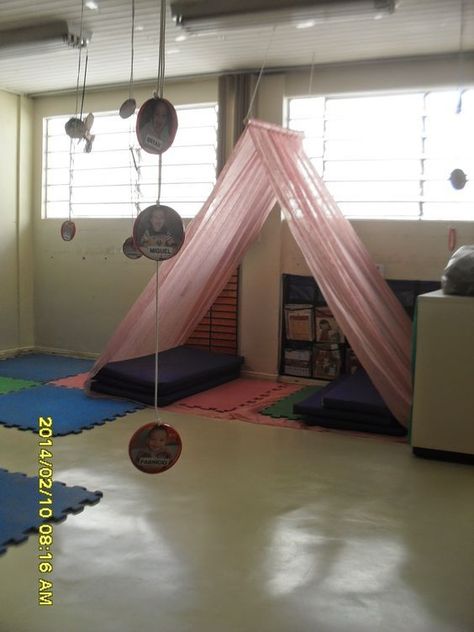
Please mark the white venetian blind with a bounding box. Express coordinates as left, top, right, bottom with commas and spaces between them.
287, 89, 474, 221
43, 103, 218, 219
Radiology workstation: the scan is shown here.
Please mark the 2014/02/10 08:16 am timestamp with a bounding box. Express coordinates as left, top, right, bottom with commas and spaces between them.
38, 416, 54, 606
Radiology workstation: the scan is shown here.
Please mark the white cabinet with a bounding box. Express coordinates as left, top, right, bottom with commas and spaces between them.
411, 290, 474, 458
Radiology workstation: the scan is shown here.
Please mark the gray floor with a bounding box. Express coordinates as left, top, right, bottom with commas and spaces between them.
1, 408, 473, 632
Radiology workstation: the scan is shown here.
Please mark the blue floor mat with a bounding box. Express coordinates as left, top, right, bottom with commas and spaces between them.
0, 468, 102, 555
0, 354, 94, 382
0, 385, 144, 435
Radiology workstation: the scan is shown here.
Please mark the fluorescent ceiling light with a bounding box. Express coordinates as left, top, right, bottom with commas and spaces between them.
0, 21, 92, 58
296, 20, 316, 29
171, 0, 396, 33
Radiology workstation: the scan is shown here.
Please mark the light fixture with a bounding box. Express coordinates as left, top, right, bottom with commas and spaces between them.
296, 20, 316, 29
0, 21, 92, 58
171, 0, 396, 33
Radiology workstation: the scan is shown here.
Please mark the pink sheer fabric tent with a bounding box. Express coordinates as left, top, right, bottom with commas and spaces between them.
87, 119, 413, 426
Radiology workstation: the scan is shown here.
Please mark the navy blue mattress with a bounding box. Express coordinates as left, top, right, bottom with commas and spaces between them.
90, 346, 244, 406
322, 369, 392, 416
293, 370, 407, 437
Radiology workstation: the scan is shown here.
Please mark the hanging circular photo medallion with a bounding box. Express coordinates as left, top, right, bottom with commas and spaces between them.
129, 422, 182, 474
449, 168, 467, 190
136, 97, 178, 155
133, 204, 184, 261
61, 220, 76, 241
122, 236, 143, 259
119, 97, 136, 119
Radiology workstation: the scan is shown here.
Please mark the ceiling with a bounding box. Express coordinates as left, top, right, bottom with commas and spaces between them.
0, 0, 472, 96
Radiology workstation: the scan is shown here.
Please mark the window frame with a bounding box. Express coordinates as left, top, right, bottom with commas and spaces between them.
285, 87, 474, 222
41, 101, 218, 221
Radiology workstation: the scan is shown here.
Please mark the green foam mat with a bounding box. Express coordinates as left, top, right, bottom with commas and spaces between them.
0, 376, 41, 395
260, 385, 323, 420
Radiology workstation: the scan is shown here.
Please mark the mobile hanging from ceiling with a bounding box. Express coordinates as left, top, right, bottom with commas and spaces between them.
63, 0, 94, 241
128, 0, 184, 475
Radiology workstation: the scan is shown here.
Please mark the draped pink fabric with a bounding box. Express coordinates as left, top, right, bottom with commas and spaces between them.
87, 119, 412, 426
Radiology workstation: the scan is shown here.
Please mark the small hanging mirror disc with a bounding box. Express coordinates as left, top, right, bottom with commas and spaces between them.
449, 168, 467, 190
120, 98, 137, 119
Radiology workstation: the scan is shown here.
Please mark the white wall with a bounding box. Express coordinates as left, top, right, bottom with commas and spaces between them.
32, 79, 217, 355
31, 57, 474, 374
244, 58, 474, 376
0, 90, 34, 354
282, 56, 474, 282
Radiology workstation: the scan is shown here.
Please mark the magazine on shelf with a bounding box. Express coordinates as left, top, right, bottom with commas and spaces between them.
284, 347, 312, 377
284, 304, 314, 341
315, 307, 344, 343
313, 344, 342, 380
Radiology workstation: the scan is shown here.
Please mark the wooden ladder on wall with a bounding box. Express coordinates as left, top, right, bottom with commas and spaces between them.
186, 269, 239, 354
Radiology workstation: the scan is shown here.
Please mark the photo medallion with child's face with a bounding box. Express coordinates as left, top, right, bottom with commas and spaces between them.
136, 97, 178, 155
60, 220, 76, 241
122, 236, 143, 259
133, 204, 184, 261
129, 422, 182, 474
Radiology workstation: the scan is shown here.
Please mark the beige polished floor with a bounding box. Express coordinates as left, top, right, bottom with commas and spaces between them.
0, 408, 473, 632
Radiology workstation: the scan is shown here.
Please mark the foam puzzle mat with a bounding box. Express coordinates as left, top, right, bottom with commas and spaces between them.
0, 385, 144, 435
260, 385, 323, 420
0, 376, 40, 395
172, 378, 293, 413
0, 354, 94, 383
0, 468, 102, 555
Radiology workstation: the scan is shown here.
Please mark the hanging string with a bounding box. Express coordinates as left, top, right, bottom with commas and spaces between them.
456, 0, 466, 114
129, 143, 141, 224
308, 52, 316, 95
129, 0, 136, 99
69, 0, 86, 224
79, 51, 89, 121
154, 258, 160, 420
68, 138, 74, 222
155, 0, 167, 100
128, 143, 134, 228
153, 0, 168, 423
74, 0, 85, 118
245, 26, 276, 123
129, 144, 139, 228
126, 0, 138, 230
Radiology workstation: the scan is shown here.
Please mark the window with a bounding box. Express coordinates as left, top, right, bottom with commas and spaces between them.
287, 90, 474, 220
43, 103, 218, 219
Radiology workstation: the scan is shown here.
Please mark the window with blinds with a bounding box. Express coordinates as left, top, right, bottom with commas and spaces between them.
42, 103, 218, 219
287, 90, 474, 221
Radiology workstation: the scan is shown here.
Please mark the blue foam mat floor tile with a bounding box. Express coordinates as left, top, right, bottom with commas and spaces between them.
0, 354, 94, 382
0, 385, 144, 435
0, 468, 102, 555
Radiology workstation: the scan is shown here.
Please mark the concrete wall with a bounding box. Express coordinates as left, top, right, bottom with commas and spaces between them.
243, 58, 474, 377
31, 57, 474, 374
32, 79, 217, 355
0, 90, 33, 354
